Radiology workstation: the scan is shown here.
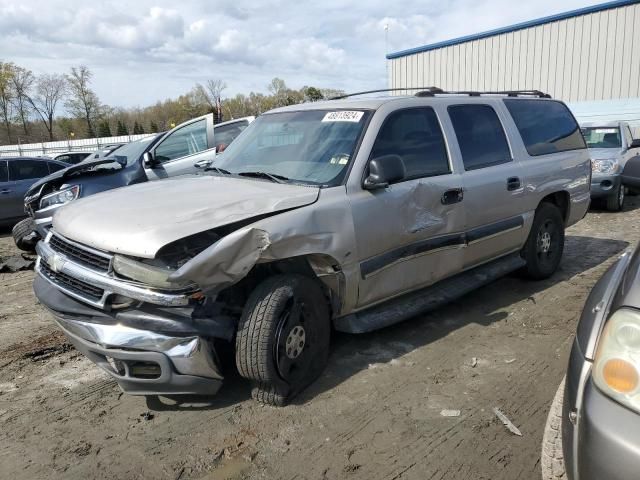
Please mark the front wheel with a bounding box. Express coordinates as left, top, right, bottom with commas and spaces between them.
605, 184, 625, 212
541, 378, 567, 480
12, 217, 39, 252
522, 202, 565, 280
235, 274, 330, 406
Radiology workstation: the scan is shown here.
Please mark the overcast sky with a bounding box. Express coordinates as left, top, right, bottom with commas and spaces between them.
0, 0, 599, 107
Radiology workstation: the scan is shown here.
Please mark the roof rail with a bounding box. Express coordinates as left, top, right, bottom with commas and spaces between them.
330, 87, 551, 100
416, 89, 552, 98
329, 87, 442, 100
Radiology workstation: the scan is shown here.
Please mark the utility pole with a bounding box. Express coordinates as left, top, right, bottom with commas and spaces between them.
385, 24, 390, 88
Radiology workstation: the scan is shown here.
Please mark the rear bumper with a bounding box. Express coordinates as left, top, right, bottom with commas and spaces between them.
34, 274, 228, 396
590, 174, 621, 199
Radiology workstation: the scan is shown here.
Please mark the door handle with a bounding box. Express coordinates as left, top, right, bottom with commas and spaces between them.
194, 159, 211, 168
507, 177, 521, 191
0, 189, 11, 194
441, 188, 464, 205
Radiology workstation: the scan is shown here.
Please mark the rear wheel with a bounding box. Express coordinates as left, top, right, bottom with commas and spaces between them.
605, 184, 625, 211
12, 217, 39, 252
235, 274, 330, 406
541, 377, 567, 480
522, 202, 565, 280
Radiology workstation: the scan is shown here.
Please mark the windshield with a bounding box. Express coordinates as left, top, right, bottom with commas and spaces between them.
84, 135, 158, 166
212, 110, 371, 186
581, 127, 622, 149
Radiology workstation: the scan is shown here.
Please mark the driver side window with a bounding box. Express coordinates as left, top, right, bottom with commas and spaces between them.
154, 119, 208, 163
370, 107, 451, 182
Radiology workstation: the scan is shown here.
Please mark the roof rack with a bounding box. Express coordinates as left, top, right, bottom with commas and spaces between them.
330, 87, 552, 100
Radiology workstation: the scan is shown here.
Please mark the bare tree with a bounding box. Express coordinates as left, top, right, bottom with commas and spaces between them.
66, 65, 102, 137
192, 79, 227, 122
0, 62, 15, 141
10, 66, 34, 135
27, 73, 67, 141
193, 79, 226, 110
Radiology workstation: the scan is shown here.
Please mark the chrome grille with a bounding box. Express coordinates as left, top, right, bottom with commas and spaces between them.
49, 234, 111, 272
40, 261, 105, 301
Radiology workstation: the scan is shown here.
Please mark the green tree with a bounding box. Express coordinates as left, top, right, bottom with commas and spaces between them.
149, 121, 159, 133
132, 121, 141, 134
303, 86, 324, 102
97, 119, 112, 137
116, 120, 128, 136
65, 65, 103, 137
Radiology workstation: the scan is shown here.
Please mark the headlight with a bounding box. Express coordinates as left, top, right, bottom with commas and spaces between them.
593, 308, 640, 412
39, 185, 80, 210
113, 255, 195, 290
591, 159, 620, 174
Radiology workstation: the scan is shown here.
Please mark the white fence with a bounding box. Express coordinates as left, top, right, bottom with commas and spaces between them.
0, 133, 155, 157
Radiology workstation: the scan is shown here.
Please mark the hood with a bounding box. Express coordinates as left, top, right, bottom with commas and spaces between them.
53, 175, 320, 258
588, 147, 624, 161
26, 158, 125, 196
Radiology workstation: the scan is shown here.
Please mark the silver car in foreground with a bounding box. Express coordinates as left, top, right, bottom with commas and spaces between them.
542, 244, 640, 480
581, 121, 640, 211
34, 89, 590, 406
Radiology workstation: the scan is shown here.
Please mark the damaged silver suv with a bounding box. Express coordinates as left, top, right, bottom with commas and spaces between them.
34, 89, 591, 406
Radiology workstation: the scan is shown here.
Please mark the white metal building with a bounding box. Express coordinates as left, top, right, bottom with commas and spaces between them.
387, 0, 640, 128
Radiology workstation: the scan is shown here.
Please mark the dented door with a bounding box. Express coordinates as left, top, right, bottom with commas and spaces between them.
349, 106, 466, 308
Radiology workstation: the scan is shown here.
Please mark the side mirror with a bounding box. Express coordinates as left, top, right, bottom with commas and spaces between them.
142, 151, 156, 168
363, 155, 405, 190
630, 139, 640, 149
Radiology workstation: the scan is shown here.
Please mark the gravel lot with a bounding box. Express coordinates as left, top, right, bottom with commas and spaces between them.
1, 199, 638, 480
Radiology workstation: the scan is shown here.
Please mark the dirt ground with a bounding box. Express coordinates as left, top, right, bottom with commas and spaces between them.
1, 199, 638, 480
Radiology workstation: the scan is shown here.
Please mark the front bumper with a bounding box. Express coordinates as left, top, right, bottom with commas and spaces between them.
571, 378, 640, 480
34, 273, 229, 396
32, 206, 56, 238
590, 173, 621, 199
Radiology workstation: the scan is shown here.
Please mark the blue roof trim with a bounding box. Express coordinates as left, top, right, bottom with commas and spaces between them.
387, 0, 640, 59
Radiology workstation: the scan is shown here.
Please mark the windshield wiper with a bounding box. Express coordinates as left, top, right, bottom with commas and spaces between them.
237, 171, 289, 183
204, 166, 232, 175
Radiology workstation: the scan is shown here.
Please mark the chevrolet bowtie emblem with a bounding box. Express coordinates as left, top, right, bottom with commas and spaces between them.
50, 253, 66, 273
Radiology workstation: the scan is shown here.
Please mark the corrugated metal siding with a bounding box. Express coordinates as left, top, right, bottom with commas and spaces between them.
389, 2, 640, 102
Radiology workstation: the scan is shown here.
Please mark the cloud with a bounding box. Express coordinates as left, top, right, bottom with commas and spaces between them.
0, 0, 599, 107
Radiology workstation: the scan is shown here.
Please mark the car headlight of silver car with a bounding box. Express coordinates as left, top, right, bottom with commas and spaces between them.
591, 159, 620, 174
592, 308, 640, 411
39, 185, 80, 210
112, 254, 195, 290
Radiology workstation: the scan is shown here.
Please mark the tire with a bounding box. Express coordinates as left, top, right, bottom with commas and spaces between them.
605, 184, 625, 212
541, 377, 567, 480
522, 202, 565, 280
235, 274, 330, 406
12, 217, 39, 252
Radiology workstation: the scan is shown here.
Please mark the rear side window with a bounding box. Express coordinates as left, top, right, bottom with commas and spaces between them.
9, 160, 49, 180
370, 107, 450, 180
448, 104, 512, 171
0, 161, 7, 182
504, 99, 586, 156
214, 120, 249, 150
48, 162, 65, 174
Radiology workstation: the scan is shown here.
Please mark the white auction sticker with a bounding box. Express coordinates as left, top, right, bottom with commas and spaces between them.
594, 128, 618, 133
322, 111, 364, 122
